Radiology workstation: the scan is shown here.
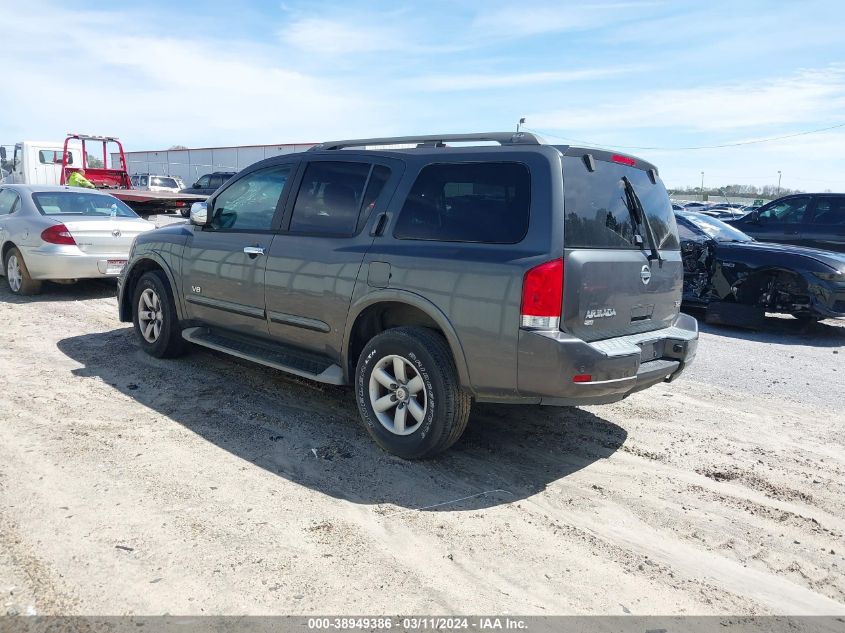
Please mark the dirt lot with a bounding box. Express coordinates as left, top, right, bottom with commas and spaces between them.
1, 279, 843, 616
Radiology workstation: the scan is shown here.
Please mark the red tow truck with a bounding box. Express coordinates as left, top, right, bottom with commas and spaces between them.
58, 133, 206, 215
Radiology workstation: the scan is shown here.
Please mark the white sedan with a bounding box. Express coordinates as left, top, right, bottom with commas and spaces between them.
0, 184, 155, 295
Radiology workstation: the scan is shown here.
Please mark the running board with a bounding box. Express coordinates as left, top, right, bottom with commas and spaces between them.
182, 327, 345, 385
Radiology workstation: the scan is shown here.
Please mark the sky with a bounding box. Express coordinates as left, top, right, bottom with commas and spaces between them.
2, 0, 844, 191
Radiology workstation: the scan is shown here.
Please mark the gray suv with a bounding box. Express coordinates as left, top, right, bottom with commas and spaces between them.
117, 132, 698, 459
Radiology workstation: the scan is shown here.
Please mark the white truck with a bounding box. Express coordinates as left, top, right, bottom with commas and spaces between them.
0, 135, 206, 215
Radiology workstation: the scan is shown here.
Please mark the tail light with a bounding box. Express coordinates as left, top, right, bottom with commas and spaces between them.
41, 224, 77, 245
520, 259, 563, 329
611, 154, 636, 167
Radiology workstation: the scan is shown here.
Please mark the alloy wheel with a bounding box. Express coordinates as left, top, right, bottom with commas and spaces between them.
368, 354, 428, 435
138, 288, 163, 343
7, 255, 22, 293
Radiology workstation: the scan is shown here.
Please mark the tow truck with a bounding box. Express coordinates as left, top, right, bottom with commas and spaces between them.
0, 134, 206, 215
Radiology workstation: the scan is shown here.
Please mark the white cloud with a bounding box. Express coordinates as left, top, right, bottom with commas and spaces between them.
1, 5, 396, 148
279, 17, 408, 54
409, 66, 646, 91
529, 65, 845, 133
470, 1, 657, 38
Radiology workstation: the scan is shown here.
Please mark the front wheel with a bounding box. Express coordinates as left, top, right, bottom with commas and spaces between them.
4, 247, 42, 295
132, 270, 185, 358
355, 327, 471, 459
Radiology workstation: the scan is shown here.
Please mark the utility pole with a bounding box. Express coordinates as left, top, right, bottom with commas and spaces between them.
777, 170, 782, 195
700, 171, 704, 201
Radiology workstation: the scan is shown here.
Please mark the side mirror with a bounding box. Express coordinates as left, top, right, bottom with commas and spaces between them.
748, 210, 760, 223
189, 201, 210, 226
192, 182, 200, 189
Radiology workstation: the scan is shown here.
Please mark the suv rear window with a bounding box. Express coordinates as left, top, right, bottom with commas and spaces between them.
394, 162, 530, 243
563, 156, 679, 250
151, 177, 178, 188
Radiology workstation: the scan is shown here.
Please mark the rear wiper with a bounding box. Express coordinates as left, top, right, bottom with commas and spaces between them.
622, 176, 663, 262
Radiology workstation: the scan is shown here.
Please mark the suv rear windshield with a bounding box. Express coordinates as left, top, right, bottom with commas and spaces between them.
394, 162, 530, 243
563, 156, 679, 250
151, 177, 179, 188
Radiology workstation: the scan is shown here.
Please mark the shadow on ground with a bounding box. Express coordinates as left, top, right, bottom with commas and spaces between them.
0, 278, 117, 303
685, 308, 845, 349
57, 328, 627, 512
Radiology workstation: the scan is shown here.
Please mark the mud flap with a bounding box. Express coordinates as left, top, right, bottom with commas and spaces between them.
704, 301, 765, 329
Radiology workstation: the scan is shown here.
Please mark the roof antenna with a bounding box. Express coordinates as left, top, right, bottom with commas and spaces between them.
516, 117, 526, 133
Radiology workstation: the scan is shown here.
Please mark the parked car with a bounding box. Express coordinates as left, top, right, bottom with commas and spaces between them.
117, 132, 698, 459
180, 171, 236, 196
726, 193, 845, 253
0, 184, 155, 295
130, 173, 186, 193
698, 204, 746, 220
676, 211, 845, 325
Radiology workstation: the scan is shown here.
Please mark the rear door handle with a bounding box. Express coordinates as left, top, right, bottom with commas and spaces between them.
243, 246, 264, 256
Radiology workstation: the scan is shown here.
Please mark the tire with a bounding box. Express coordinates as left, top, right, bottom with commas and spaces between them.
180, 207, 190, 218
131, 270, 186, 358
355, 326, 471, 459
4, 247, 42, 295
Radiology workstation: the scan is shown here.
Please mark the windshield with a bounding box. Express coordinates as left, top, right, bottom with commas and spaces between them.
680, 211, 753, 242
563, 155, 679, 250
32, 192, 138, 218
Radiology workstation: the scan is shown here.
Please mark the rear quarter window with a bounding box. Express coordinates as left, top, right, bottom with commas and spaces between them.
394, 162, 530, 243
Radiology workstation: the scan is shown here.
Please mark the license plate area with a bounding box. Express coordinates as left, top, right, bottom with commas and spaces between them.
106, 259, 127, 275
638, 339, 665, 362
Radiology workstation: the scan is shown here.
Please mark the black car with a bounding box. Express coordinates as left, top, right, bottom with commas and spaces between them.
180, 171, 236, 196
676, 211, 845, 325
726, 193, 845, 253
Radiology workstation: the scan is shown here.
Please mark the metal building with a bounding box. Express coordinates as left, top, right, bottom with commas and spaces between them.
112, 142, 316, 186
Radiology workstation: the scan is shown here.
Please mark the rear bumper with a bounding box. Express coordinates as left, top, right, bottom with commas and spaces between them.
516, 312, 699, 405
21, 246, 128, 280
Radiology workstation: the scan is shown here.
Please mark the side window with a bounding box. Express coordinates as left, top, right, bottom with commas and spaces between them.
140, 175, 148, 186
131, 175, 139, 186
394, 162, 530, 243
812, 198, 845, 226
196, 175, 211, 188
289, 161, 372, 235
38, 150, 67, 165
209, 174, 224, 189
211, 165, 291, 231
758, 197, 810, 224
0, 189, 18, 215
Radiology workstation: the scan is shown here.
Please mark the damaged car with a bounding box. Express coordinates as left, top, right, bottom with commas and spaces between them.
676, 211, 845, 326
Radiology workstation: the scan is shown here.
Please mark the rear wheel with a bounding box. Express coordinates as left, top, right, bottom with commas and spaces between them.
4, 247, 42, 295
355, 327, 471, 459
132, 270, 185, 358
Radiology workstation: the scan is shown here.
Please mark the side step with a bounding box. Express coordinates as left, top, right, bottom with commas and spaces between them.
182, 327, 345, 385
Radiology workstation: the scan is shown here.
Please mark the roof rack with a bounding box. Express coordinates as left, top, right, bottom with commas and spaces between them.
308, 131, 544, 151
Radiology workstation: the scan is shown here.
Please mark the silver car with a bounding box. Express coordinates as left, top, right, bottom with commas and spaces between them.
0, 184, 155, 295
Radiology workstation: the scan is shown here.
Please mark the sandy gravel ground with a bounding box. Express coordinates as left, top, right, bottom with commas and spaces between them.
0, 279, 843, 616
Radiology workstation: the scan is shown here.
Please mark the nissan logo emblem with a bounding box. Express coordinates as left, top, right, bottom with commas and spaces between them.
640, 264, 652, 285
112, 229, 122, 238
